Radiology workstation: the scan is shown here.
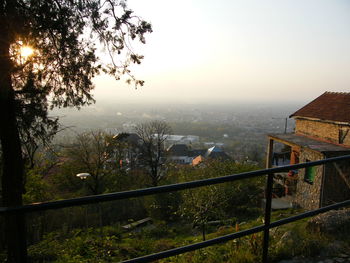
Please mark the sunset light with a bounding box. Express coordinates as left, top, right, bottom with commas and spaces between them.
20, 46, 34, 58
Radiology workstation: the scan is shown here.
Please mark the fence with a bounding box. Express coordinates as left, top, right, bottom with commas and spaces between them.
1, 154, 350, 262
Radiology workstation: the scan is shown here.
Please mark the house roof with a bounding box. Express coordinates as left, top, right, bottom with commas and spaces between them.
167, 144, 189, 156
205, 146, 231, 160
113, 133, 141, 144
189, 149, 207, 157
268, 133, 350, 154
290, 92, 350, 123
205, 146, 222, 156
192, 155, 204, 166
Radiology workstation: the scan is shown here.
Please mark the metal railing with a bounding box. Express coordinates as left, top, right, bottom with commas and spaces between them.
1, 154, 350, 262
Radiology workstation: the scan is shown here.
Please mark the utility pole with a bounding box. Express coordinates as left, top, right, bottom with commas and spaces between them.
272, 117, 288, 134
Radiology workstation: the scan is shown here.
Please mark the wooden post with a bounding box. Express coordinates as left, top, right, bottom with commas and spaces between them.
266, 138, 274, 169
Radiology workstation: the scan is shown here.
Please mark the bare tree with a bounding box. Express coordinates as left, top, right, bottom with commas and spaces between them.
65, 131, 112, 195
135, 121, 172, 186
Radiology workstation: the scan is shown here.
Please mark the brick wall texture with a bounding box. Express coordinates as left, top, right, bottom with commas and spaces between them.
295, 119, 350, 146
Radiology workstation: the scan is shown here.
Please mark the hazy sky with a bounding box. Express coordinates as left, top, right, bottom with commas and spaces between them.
92, 0, 350, 104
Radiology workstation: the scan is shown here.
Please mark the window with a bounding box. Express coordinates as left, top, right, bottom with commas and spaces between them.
304, 159, 316, 184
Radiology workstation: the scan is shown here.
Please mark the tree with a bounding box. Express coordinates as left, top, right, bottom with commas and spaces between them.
135, 121, 172, 186
179, 166, 227, 241
0, 1, 151, 261
64, 131, 114, 195
179, 161, 264, 241
110, 132, 143, 171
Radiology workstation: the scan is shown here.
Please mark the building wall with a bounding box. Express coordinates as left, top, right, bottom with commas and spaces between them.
295, 119, 350, 146
322, 152, 350, 206
293, 149, 324, 210
168, 156, 193, 164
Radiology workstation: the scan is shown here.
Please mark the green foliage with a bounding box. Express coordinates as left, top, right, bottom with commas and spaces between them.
147, 192, 182, 221
178, 161, 263, 227
29, 231, 119, 262
26, 209, 348, 263
160, 234, 261, 263
28, 225, 176, 262
23, 170, 53, 204
270, 221, 329, 261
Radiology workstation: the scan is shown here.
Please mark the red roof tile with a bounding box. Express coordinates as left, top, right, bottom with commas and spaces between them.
290, 92, 350, 123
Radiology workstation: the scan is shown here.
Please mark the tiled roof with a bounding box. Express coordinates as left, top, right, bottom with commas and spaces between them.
290, 92, 350, 123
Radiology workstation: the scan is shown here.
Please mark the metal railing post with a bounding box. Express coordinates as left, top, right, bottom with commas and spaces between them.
0, 155, 349, 263
4, 211, 27, 263
262, 173, 274, 263
19, 211, 27, 263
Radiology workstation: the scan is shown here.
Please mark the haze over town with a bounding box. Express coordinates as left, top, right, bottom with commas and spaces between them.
54, 0, 350, 156
51, 0, 350, 162
90, 0, 350, 105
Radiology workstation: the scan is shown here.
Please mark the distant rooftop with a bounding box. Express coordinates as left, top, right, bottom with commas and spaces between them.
167, 144, 189, 156
290, 92, 350, 123
113, 133, 141, 144
205, 146, 231, 160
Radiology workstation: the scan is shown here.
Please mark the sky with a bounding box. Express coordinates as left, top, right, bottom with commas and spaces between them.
92, 0, 350, 105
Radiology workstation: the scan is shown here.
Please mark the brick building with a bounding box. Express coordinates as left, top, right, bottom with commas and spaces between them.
267, 92, 350, 209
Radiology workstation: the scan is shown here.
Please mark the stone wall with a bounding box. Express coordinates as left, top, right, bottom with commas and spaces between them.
295, 119, 350, 146
293, 149, 324, 210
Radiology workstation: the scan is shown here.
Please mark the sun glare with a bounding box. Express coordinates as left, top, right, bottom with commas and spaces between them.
20, 46, 34, 58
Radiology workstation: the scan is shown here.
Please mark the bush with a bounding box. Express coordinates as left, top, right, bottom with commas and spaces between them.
271, 223, 328, 261
147, 192, 182, 222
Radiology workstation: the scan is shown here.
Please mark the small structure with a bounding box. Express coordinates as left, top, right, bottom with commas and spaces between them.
167, 144, 193, 164
164, 134, 199, 147
191, 146, 231, 166
166, 144, 231, 166
122, 217, 152, 230
266, 92, 350, 210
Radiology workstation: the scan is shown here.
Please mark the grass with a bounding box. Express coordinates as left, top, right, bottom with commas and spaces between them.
25, 208, 350, 263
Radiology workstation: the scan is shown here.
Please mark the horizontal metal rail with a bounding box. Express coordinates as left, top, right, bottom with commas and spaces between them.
1, 154, 350, 263
122, 225, 266, 263
1, 154, 349, 215
121, 199, 350, 263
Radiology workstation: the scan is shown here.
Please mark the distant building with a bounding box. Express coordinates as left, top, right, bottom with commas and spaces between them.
204, 146, 231, 160
167, 144, 193, 164
192, 155, 205, 166
113, 133, 142, 145
164, 134, 199, 147
267, 92, 350, 210
166, 144, 231, 166
191, 146, 231, 166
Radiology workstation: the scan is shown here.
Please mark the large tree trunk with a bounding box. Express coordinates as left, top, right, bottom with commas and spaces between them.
0, 14, 28, 262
